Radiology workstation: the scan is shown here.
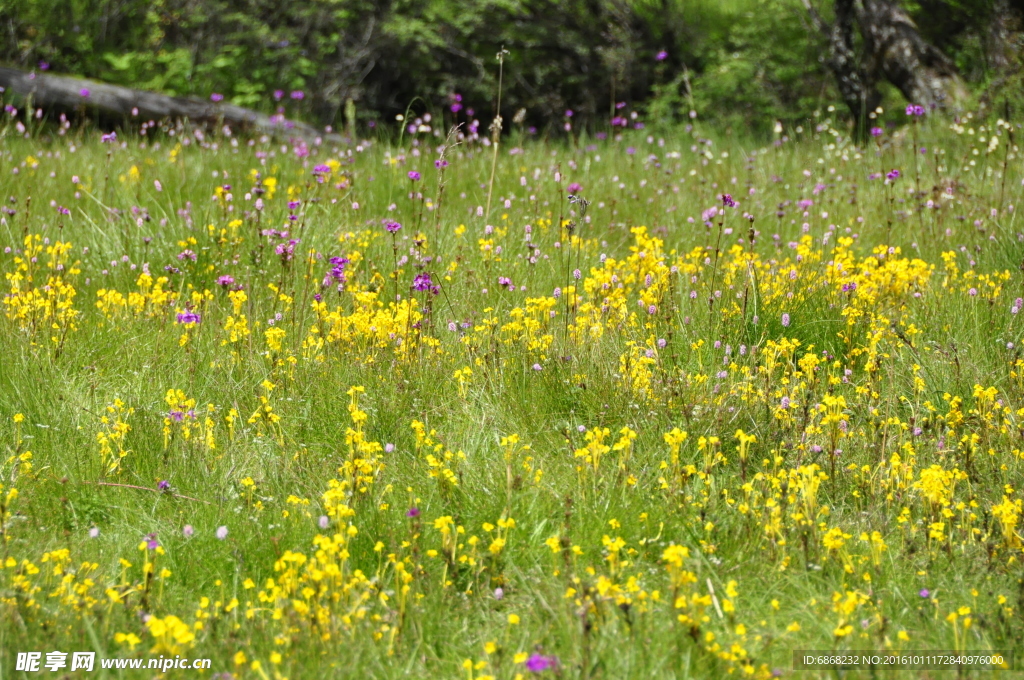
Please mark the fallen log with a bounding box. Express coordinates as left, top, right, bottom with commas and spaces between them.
0, 66, 341, 143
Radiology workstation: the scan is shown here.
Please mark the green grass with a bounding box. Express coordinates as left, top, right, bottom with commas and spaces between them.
0, 108, 1022, 679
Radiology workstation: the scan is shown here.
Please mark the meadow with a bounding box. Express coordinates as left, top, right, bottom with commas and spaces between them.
0, 104, 1023, 679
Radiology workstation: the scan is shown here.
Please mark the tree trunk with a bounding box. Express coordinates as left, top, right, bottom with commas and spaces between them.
803, 0, 882, 125
858, 0, 965, 110
986, 0, 1014, 73
0, 67, 340, 143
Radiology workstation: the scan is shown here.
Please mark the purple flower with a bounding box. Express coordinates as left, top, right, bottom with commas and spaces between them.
79, 88, 90, 98
656, 50, 668, 61
905, 104, 925, 116
919, 589, 930, 598
273, 90, 284, 101
721, 194, 737, 208
318, 515, 330, 529
435, 159, 448, 169
158, 480, 170, 491
565, 109, 574, 118
313, 164, 332, 183
870, 127, 883, 137
38, 61, 49, 71
406, 507, 420, 518
275, 239, 299, 262
216, 275, 235, 287
290, 90, 304, 100
147, 537, 159, 550
781, 313, 790, 327
324, 256, 349, 288
886, 169, 901, 181
412, 272, 434, 292
408, 171, 421, 181
101, 131, 117, 143
567, 182, 582, 193
182, 525, 194, 538
216, 525, 228, 540
210, 93, 224, 102
176, 311, 201, 325
524, 654, 557, 673
385, 220, 402, 234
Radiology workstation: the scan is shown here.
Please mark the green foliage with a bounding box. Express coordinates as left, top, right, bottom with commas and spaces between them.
0, 0, 1019, 132
688, 0, 832, 136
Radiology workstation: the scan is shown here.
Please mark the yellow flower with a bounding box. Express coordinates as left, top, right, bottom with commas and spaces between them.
114, 632, 141, 649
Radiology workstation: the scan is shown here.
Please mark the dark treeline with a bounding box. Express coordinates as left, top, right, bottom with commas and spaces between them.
1, 0, 1020, 135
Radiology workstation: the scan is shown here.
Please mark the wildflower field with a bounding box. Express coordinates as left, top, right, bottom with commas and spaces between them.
1, 107, 1023, 679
